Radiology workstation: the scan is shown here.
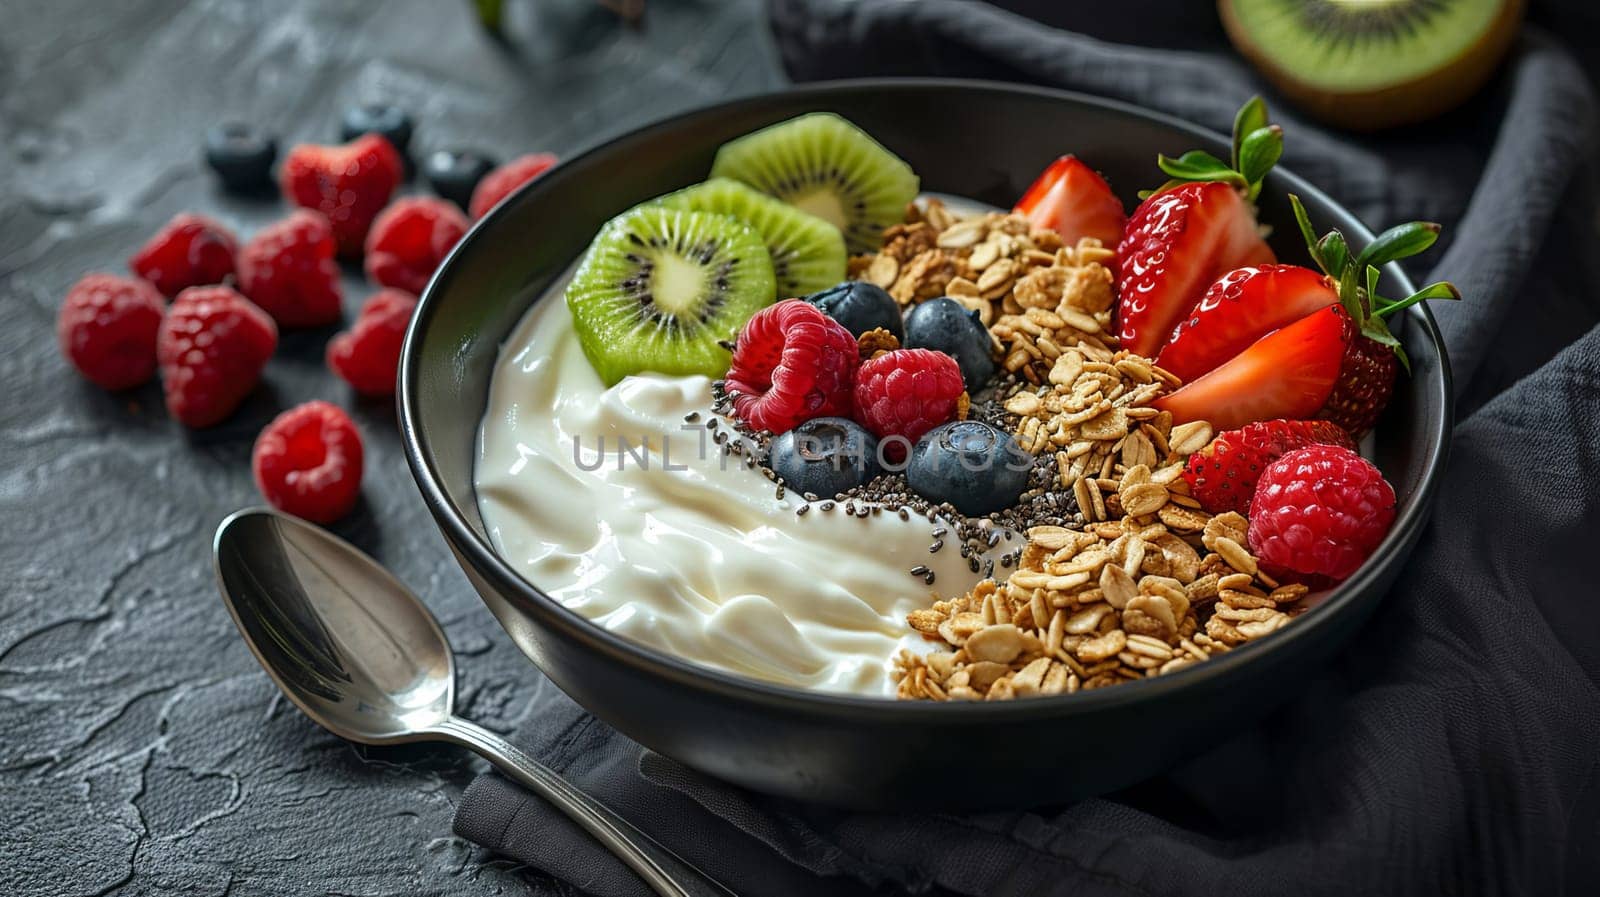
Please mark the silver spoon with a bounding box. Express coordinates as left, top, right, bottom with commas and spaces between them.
213, 507, 731, 897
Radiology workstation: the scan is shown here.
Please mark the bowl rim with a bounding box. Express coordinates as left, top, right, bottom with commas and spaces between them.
399, 77, 1453, 721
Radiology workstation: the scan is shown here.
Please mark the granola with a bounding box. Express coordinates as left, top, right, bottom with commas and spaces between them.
894, 505, 1307, 701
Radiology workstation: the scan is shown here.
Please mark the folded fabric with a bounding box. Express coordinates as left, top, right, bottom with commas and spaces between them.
456, 2, 1600, 893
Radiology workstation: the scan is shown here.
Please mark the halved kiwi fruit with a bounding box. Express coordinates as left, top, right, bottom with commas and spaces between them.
1220, 0, 1525, 131
656, 178, 847, 299
710, 112, 919, 254
565, 207, 775, 385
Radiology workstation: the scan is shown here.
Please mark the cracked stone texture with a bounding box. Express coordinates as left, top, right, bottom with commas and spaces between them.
0, 1, 783, 894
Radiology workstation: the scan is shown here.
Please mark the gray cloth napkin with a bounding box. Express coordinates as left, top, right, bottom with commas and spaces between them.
456, 2, 1600, 893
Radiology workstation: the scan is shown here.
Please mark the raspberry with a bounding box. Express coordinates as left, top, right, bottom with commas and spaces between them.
1183, 419, 1355, 515
56, 274, 166, 390
852, 349, 965, 459
237, 210, 343, 328
362, 197, 469, 294
128, 213, 237, 297
724, 299, 859, 435
468, 152, 558, 219
252, 400, 364, 524
327, 289, 417, 396
280, 133, 403, 254
1247, 444, 1396, 583
157, 285, 277, 428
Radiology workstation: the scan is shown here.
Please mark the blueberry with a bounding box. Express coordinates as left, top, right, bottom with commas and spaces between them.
906, 421, 1032, 517
424, 149, 498, 212
204, 123, 277, 194
340, 103, 414, 157
767, 417, 881, 499
802, 281, 904, 342
904, 297, 996, 391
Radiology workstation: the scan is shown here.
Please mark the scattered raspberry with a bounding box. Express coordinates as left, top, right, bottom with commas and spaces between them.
56, 274, 166, 390
128, 213, 237, 297
252, 400, 364, 524
279, 133, 403, 254
723, 299, 859, 435
468, 152, 558, 218
1183, 419, 1356, 515
362, 197, 469, 294
1247, 444, 1396, 583
237, 210, 344, 328
157, 285, 277, 427
327, 289, 417, 396
852, 348, 965, 459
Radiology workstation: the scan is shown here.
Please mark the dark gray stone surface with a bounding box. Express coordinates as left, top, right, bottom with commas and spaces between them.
0, 2, 782, 893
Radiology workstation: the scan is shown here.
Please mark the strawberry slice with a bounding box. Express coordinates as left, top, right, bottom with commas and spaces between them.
1155, 263, 1336, 382
1117, 181, 1276, 358
1155, 304, 1352, 430
1013, 155, 1126, 250
1115, 97, 1288, 358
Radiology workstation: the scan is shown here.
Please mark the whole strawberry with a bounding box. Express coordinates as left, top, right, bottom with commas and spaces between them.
57, 274, 166, 390
1183, 419, 1355, 515
128, 213, 237, 297
1248, 444, 1396, 583
853, 348, 965, 460
363, 197, 469, 294
724, 299, 858, 435
237, 210, 343, 328
157, 285, 277, 427
1287, 195, 1460, 436
327, 289, 417, 396
280, 133, 403, 254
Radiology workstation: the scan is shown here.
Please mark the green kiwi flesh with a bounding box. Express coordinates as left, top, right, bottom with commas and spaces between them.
709, 112, 919, 254
565, 206, 775, 385
656, 178, 847, 299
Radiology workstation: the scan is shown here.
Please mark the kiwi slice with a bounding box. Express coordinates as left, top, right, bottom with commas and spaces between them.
565, 206, 775, 385
1220, 0, 1525, 130
710, 113, 919, 254
656, 178, 847, 299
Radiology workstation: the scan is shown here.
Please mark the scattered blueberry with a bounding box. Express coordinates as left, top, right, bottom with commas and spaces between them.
340, 104, 414, 158
203, 123, 277, 194
767, 417, 881, 499
906, 421, 1031, 517
424, 148, 499, 212
802, 281, 904, 342
904, 297, 996, 390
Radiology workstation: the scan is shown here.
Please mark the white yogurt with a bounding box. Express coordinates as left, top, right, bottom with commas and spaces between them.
474, 284, 995, 696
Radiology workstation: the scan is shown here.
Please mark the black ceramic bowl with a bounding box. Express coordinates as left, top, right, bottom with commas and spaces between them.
399, 80, 1451, 811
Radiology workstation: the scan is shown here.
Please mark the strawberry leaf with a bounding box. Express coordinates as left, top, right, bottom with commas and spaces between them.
1363, 316, 1411, 373
1155, 151, 1246, 189
1289, 194, 1325, 273
1318, 231, 1350, 285
1375, 281, 1461, 317
1232, 96, 1270, 172
1356, 221, 1442, 269
1237, 125, 1283, 201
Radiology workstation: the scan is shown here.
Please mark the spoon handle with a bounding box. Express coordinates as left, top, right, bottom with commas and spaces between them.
435, 716, 735, 897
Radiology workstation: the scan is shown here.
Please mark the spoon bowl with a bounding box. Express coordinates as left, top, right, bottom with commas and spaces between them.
213, 508, 454, 744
